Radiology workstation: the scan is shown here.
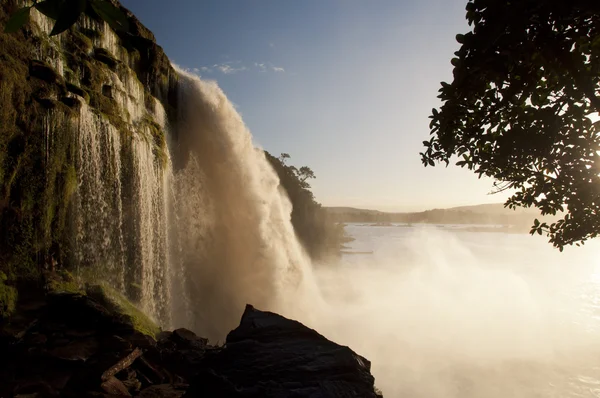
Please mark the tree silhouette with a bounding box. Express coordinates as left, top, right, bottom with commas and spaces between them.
422, 0, 600, 250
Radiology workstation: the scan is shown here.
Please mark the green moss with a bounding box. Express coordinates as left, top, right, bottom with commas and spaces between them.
46, 270, 83, 294
66, 82, 89, 102
68, 28, 93, 54
80, 27, 103, 41
0, 272, 17, 318
89, 283, 160, 338
94, 48, 119, 70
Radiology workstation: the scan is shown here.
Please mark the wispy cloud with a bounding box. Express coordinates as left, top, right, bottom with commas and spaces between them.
255, 62, 267, 72
215, 63, 247, 74
191, 61, 285, 75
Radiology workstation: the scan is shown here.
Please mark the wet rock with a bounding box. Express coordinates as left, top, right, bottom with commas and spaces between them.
34, 97, 58, 109
170, 328, 207, 350
46, 337, 99, 362
65, 329, 97, 339
29, 60, 62, 84
66, 82, 87, 98
101, 335, 132, 352
185, 305, 381, 398
100, 376, 130, 396
60, 96, 82, 111
13, 380, 58, 397
26, 333, 47, 345
138, 384, 186, 398
118, 368, 142, 393
102, 84, 113, 99
94, 48, 119, 69
123, 330, 156, 349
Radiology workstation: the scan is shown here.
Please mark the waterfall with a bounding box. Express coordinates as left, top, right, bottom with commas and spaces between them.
59, 42, 316, 337
167, 68, 316, 339
72, 103, 173, 325
74, 104, 126, 291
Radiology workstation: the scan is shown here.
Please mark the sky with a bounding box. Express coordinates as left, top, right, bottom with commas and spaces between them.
121, 0, 511, 212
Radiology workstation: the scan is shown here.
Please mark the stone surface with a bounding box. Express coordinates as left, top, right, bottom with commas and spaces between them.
29, 60, 62, 84
184, 305, 381, 398
138, 384, 186, 398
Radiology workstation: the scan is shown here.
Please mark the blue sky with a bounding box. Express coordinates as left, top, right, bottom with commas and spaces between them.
121, 0, 510, 211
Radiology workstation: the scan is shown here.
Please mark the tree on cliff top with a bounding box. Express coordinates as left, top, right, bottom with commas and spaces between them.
266, 152, 348, 262
422, 0, 600, 250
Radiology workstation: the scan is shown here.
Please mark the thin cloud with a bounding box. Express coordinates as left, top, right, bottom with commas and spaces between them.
255, 63, 267, 72
192, 61, 285, 75
215, 63, 247, 74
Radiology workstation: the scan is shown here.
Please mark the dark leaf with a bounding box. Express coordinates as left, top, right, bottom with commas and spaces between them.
50, 0, 86, 36
4, 7, 31, 33
90, 0, 129, 32
34, 0, 63, 20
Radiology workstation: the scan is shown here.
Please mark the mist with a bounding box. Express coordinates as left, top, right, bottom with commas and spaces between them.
166, 67, 600, 397
300, 227, 600, 397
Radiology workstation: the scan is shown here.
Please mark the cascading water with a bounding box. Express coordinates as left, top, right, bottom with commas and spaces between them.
167, 68, 316, 339
74, 104, 126, 291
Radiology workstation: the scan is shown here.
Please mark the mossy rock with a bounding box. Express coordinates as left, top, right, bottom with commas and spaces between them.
94, 48, 119, 70
87, 283, 160, 339
67, 28, 93, 54
45, 269, 84, 295
60, 96, 82, 111
0, 272, 17, 318
80, 27, 103, 41
29, 60, 63, 85
66, 82, 89, 101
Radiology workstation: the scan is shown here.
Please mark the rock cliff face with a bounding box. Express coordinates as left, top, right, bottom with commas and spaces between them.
0, 0, 178, 322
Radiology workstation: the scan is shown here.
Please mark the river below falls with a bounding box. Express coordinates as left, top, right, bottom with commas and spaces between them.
310, 223, 600, 398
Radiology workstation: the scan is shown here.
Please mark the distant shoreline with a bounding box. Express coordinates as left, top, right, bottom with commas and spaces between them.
325, 203, 554, 231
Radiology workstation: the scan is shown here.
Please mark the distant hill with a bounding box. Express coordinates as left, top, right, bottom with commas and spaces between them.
325, 203, 553, 230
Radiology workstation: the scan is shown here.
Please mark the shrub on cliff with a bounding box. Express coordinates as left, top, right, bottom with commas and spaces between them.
265, 151, 349, 262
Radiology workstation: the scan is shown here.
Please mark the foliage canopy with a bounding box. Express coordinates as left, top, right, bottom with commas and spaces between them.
422, 0, 600, 249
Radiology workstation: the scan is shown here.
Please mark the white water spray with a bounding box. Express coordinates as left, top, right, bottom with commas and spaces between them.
168, 68, 316, 339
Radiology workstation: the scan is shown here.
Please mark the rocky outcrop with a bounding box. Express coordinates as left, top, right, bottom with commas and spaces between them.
185, 305, 382, 398
0, 286, 205, 397
0, 291, 382, 397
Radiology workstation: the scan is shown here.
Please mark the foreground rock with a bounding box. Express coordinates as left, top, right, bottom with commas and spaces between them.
185, 305, 382, 398
0, 290, 382, 397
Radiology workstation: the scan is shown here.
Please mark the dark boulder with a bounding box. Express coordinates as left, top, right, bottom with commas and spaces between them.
184, 305, 381, 398
170, 328, 208, 350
